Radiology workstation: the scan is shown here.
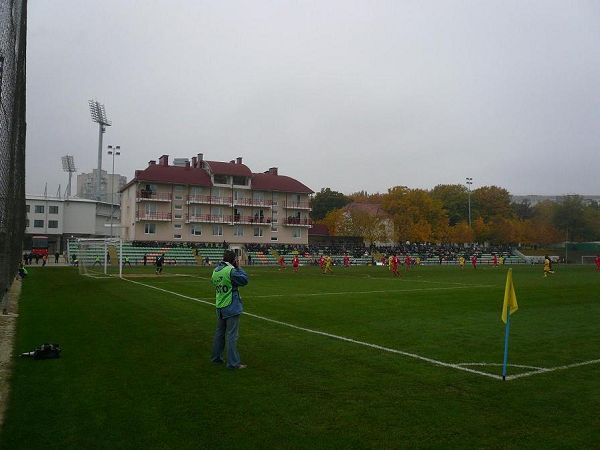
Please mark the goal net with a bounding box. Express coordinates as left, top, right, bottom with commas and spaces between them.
69, 238, 122, 278
581, 256, 599, 265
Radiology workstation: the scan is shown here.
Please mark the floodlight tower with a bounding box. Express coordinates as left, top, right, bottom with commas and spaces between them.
61, 155, 77, 199
466, 177, 473, 227
88, 99, 112, 201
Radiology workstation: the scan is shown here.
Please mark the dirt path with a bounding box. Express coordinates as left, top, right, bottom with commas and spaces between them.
0, 278, 21, 428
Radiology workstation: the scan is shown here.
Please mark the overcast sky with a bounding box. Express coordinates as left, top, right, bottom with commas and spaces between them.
26, 0, 600, 197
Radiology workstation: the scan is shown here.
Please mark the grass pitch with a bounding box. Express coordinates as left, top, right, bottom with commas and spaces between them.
1, 264, 599, 448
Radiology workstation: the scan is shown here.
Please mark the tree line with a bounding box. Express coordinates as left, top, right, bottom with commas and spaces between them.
310, 186, 600, 244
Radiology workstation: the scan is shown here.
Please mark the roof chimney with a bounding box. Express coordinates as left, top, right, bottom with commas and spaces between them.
191, 156, 197, 168
158, 155, 169, 166
149, 160, 156, 166
236, 157, 242, 164
185, 160, 191, 169
268, 167, 278, 175
197, 153, 203, 168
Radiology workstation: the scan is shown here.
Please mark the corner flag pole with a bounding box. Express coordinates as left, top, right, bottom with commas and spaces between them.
502, 307, 511, 381
500, 268, 518, 381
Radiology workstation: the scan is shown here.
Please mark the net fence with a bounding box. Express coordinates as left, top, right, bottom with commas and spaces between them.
0, 0, 27, 305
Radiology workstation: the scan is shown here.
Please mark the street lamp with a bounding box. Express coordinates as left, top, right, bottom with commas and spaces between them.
107, 145, 121, 238
466, 177, 473, 227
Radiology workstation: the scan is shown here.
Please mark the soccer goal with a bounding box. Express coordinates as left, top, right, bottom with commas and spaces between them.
69, 238, 123, 278
581, 256, 598, 265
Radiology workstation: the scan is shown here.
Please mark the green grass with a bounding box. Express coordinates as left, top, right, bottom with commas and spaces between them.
1, 264, 599, 449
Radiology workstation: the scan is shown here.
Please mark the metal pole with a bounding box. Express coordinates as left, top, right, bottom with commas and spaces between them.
97, 124, 104, 201
110, 150, 115, 238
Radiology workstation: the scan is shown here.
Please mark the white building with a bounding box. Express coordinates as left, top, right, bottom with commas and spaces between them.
77, 169, 127, 203
24, 195, 121, 253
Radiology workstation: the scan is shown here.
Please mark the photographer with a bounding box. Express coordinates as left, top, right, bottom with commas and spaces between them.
210, 250, 249, 369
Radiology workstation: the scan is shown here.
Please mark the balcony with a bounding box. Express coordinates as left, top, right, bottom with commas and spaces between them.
136, 211, 172, 221
186, 214, 230, 224
137, 191, 172, 202
187, 195, 231, 205
232, 215, 272, 226
283, 202, 311, 210
283, 217, 313, 227
233, 198, 273, 208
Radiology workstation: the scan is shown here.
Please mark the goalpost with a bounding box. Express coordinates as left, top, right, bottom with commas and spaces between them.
581, 256, 598, 265
70, 238, 123, 278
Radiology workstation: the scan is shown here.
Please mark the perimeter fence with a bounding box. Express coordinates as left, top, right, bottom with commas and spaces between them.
0, 0, 27, 310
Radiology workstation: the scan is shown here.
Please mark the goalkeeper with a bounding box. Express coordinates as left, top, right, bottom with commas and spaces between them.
211, 250, 249, 369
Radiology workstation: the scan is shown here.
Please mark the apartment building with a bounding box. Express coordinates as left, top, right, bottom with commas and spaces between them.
120, 154, 313, 244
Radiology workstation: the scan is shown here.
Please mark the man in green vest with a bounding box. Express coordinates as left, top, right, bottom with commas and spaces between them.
211, 250, 249, 369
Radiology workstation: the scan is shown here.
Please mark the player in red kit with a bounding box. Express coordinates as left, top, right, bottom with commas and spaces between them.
343, 254, 350, 268
492, 254, 498, 267
278, 255, 286, 271
391, 254, 399, 277
404, 255, 411, 272
292, 254, 300, 273
595, 255, 600, 271
319, 255, 325, 272
471, 255, 478, 269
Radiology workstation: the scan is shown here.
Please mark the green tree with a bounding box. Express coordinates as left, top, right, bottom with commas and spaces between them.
310, 188, 351, 221
471, 186, 513, 221
430, 184, 469, 226
553, 195, 599, 241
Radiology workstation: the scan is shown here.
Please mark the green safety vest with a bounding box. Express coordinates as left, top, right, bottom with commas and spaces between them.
212, 264, 234, 308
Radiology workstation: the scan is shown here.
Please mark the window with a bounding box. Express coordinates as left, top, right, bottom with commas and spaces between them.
232, 176, 247, 185
174, 213, 183, 220
26, 205, 30, 213
174, 223, 182, 229
145, 203, 157, 214
271, 226, 278, 232
48, 220, 59, 228
253, 227, 263, 237
144, 223, 156, 234
212, 225, 223, 236
174, 204, 183, 210
191, 205, 202, 216
174, 185, 185, 191
49, 206, 59, 214
234, 225, 244, 236
34, 220, 44, 228
174, 195, 183, 200
174, 234, 182, 239
293, 228, 302, 238
214, 174, 228, 184
270, 236, 278, 241
35, 205, 44, 213
191, 225, 202, 236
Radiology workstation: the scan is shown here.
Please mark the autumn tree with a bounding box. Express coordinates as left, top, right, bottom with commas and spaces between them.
430, 184, 469, 226
471, 186, 513, 222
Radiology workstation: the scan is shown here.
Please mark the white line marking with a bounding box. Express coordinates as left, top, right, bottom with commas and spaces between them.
456, 362, 546, 370
506, 358, 600, 380
121, 278, 502, 380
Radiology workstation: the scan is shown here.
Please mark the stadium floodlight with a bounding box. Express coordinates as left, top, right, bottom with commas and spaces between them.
89, 99, 112, 201
61, 155, 77, 199
107, 145, 121, 238
466, 177, 473, 228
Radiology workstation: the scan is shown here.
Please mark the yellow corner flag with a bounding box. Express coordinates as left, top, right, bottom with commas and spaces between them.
501, 268, 518, 323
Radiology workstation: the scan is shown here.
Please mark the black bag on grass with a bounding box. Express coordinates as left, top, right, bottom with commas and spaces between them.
21, 343, 61, 360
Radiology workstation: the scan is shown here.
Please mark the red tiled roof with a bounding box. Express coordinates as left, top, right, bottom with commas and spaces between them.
121, 164, 212, 192
345, 202, 388, 217
205, 161, 252, 177
251, 173, 314, 194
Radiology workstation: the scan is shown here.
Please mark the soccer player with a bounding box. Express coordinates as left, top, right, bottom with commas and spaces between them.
492, 254, 498, 267
404, 255, 411, 272
292, 255, 300, 273
324, 255, 333, 274
123, 255, 132, 267
343, 254, 350, 268
278, 255, 286, 271
595, 255, 600, 272
458, 256, 465, 269
211, 250, 249, 369
471, 255, 478, 269
319, 255, 325, 272
543, 255, 554, 277
155, 253, 164, 275
499, 255, 505, 266
391, 254, 399, 277
92, 255, 101, 267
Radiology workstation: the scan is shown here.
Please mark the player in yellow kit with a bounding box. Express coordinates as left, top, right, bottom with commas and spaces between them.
458, 256, 465, 269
